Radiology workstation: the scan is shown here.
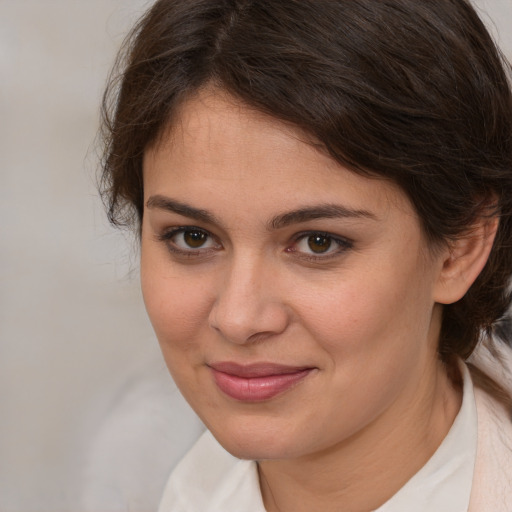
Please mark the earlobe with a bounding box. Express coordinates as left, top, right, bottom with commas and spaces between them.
433, 215, 499, 305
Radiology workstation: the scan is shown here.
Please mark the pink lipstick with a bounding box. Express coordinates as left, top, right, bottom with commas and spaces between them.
209, 362, 314, 402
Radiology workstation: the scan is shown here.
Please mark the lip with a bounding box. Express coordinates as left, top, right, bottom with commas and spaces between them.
208, 362, 315, 402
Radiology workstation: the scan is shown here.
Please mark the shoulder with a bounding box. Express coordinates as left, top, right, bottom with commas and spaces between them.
469, 346, 512, 511
158, 431, 265, 512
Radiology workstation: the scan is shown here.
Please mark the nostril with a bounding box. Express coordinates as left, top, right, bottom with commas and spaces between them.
245, 330, 279, 344
208, 298, 289, 346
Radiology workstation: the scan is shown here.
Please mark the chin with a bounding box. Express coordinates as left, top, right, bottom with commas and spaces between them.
214, 435, 297, 462
205, 414, 309, 461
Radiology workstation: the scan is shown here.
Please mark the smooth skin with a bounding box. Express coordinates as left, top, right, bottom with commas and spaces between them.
141, 88, 497, 511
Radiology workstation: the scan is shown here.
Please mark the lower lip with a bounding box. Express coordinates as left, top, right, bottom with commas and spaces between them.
211, 368, 313, 402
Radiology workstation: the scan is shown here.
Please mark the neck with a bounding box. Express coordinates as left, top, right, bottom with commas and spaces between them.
258, 358, 462, 512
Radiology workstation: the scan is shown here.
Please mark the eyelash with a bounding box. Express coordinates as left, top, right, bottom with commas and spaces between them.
288, 231, 353, 261
157, 227, 353, 261
157, 226, 220, 258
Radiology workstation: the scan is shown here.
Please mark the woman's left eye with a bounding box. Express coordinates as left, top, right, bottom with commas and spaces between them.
290, 232, 352, 258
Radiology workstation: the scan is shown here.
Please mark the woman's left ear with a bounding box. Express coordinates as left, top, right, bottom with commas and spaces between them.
433, 214, 499, 305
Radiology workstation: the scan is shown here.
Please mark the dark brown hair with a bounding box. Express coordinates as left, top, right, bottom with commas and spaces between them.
100, 0, 512, 364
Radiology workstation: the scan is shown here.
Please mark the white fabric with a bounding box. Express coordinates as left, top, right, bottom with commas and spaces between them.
158, 361, 512, 512
158, 431, 265, 512
469, 387, 512, 511
467, 342, 512, 512
375, 363, 477, 512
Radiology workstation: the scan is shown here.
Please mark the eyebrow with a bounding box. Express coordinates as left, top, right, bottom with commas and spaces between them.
268, 204, 377, 230
146, 195, 377, 230
146, 195, 220, 225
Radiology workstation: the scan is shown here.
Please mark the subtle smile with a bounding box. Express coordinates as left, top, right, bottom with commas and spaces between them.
208, 362, 315, 402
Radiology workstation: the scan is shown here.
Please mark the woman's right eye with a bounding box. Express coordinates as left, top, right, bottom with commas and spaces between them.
159, 227, 221, 255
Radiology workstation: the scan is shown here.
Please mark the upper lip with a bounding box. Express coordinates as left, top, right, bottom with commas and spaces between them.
208, 362, 314, 378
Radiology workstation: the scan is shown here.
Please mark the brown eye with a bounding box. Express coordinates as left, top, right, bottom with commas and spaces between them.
160, 227, 220, 254
183, 229, 209, 248
291, 232, 353, 260
307, 234, 332, 253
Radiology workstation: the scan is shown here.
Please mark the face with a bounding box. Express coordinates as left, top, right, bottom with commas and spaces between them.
141, 89, 447, 461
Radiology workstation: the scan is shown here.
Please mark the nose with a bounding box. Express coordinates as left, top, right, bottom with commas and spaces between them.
208, 255, 290, 345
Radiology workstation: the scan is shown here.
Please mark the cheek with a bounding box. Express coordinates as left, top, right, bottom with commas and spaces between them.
140, 253, 214, 356
141, 270, 216, 405
295, 263, 434, 363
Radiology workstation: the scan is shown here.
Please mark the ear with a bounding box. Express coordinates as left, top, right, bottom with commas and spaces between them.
433, 214, 499, 305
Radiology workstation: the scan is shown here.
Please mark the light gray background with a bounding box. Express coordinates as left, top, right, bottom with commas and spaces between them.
1, 1, 511, 511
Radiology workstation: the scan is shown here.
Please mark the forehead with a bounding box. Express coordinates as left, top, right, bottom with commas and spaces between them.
143, 89, 416, 223
149, 89, 328, 178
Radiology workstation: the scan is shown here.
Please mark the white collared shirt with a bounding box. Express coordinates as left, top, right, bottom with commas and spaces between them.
158, 364, 478, 512
375, 363, 477, 512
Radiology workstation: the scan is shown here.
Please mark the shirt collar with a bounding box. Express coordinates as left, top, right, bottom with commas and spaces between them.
375, 361, 477, 512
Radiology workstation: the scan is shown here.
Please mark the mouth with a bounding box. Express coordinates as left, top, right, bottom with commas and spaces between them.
208, 362, 315, 402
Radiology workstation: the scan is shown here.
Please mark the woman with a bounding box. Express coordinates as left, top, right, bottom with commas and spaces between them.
100, 0, 512, 510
